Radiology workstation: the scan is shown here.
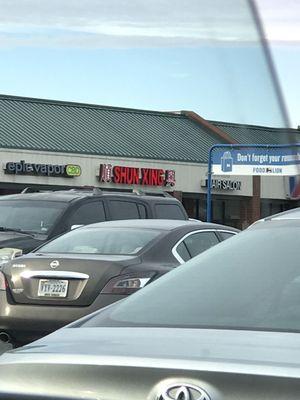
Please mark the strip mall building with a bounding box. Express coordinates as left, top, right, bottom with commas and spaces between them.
0, 94, 299, 229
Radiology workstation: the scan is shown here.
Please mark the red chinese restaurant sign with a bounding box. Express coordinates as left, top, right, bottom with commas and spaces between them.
99, 164, 176, 187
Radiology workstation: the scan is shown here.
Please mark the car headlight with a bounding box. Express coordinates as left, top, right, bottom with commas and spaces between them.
0, 248, 23, 267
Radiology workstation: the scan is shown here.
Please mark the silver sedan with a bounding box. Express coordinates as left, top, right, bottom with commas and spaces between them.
1, 209, 300, 399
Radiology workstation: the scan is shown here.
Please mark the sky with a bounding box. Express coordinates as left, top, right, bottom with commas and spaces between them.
258, 0, 300, 129
0, 0, 299, 129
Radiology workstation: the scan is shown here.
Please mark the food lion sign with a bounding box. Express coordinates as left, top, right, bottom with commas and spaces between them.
211, 147, 300, 176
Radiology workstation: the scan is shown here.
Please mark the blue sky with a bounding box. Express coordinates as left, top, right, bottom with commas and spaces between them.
271, 44, 300, 129
0, 0, 298, 129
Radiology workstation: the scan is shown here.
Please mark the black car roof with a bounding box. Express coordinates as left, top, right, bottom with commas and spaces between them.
82, 219, 239, 232
0, 189, 180, 203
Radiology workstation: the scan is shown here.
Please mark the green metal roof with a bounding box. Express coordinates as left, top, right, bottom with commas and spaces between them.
0, 95, 227, 163
0, 94, 299, 164
210, 120, 300, 145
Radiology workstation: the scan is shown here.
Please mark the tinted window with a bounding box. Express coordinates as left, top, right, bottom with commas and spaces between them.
85, 223, 300, 332
184, 231, 219, 257
38, 227, 161, 255
68, 202, 105, 227
219, 231, 236, 241
0, 200, 66, 234
109, 201, 139, 220
175, 241, 191, 262
155, 203, 185, 220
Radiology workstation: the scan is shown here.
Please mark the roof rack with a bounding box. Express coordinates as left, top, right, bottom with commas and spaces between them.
20, 186, 172, 198
20, 186, 104, 195
21, 187, 43, 194
131, 188, 173, 198
69, 187, 103, 195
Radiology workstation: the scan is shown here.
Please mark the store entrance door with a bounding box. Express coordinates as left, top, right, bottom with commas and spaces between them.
212, 196, 241, 229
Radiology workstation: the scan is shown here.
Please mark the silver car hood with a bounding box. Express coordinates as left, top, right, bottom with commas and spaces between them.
2, 327, 300, 378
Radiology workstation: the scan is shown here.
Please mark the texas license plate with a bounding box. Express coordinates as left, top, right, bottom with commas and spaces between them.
38, 279, 68, 298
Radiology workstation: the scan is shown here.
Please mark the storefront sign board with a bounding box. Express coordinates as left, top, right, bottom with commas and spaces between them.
201, 178, 242, 191
4, 160, 81, 178
211, 148, 300, 176
98, 164, 176, 187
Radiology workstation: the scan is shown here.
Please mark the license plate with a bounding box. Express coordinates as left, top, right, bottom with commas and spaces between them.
38, 279, 68, 298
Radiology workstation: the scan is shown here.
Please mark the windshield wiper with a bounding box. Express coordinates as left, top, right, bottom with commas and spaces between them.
0, 227, 38, 238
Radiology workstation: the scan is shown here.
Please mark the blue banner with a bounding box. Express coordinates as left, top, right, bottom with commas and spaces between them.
211, 147, 300, 175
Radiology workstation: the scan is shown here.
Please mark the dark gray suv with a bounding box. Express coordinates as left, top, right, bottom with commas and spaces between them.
0, 188, 188, 256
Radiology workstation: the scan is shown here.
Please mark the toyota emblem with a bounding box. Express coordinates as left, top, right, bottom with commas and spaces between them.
50, 260, 60, 269
157, 383, 211, 400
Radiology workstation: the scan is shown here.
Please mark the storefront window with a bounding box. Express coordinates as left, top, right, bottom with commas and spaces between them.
212, 197, 241, 229
260, 199, 299, 219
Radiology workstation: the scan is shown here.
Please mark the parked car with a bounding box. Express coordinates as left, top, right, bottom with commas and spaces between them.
0, 219, 237, 345
0, 208, 299, 398
0, 188, 188, 262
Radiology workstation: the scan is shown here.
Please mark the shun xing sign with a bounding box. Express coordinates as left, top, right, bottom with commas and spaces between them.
99, 164, 176, 187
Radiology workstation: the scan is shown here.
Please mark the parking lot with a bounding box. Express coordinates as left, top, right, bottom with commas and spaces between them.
0, 0, 299, 397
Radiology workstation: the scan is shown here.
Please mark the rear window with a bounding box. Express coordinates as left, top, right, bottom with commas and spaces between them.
37, 227, 162, 255
155, 203, 185, 220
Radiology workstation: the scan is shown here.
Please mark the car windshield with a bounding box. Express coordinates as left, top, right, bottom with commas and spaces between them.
82, 221, 300, 332
0, 200, 66, 234
38, 227, 162, 255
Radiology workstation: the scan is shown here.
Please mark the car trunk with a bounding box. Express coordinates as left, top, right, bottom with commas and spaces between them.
1, 328, 300, 399
4, 253, 140, 306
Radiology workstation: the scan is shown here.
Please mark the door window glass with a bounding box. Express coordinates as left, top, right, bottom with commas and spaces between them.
68, 202, 105, 227
184, 231, 219, 257
109, 200, 140, 220
155, 204, 185, 220
219, 231, 236, 241
176, 241, 191, 262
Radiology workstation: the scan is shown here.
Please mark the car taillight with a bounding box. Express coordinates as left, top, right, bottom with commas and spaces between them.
0, 272, 7, 291
101, 273, 155, 295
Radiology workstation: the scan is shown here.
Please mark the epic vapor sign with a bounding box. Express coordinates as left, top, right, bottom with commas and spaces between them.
4, 160, 81, 178
212, 148, 300, 176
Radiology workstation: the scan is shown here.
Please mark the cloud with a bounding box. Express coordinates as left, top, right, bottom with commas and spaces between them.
0, 0, 260, 48
257, 0, 300, 43
1, 0, 299, 48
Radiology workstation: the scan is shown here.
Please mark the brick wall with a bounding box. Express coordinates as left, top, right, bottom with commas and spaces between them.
240, 177, 261, 228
